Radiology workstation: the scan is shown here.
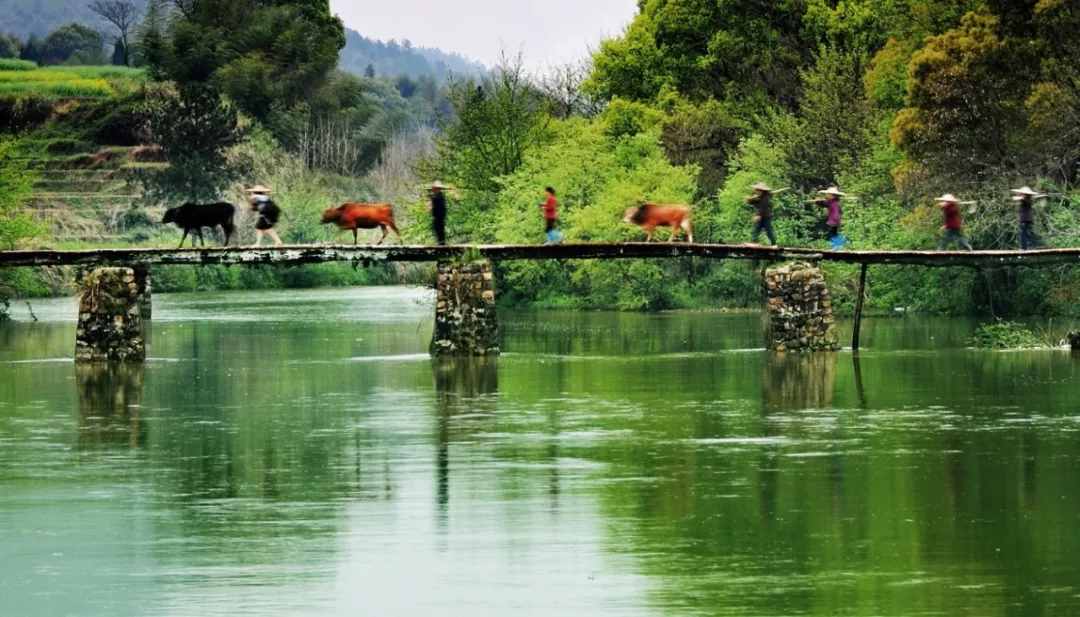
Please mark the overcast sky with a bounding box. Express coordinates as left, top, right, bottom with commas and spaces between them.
329, 0, 638, 70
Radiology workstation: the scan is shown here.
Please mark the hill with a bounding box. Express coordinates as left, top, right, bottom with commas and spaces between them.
0, 0, 147, 39
339, 29, 485, 81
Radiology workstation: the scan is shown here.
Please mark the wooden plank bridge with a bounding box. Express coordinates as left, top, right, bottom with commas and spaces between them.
6, 242, 1078, 359
4, 243, 1080, 268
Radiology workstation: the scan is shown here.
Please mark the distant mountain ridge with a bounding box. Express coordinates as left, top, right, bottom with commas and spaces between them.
0, 0, 148, 39
339, 28, 486, 81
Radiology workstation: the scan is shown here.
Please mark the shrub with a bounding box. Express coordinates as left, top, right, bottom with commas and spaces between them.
970, 321, 1046, 349
0, 59, 37, 71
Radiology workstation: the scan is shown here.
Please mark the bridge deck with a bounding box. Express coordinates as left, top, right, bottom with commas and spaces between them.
2, 243, 1080, 268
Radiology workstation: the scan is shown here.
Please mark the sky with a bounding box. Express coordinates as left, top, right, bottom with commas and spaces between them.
329, 0, 639, 70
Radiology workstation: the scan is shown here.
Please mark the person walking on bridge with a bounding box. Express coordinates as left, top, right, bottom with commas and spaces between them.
936, 194, 973, 251
540, 186, 563, 245
746, 182, 778, 246
429, 181, 449, 246
246, 185, 282, 247
1012, 186, 1046, 250
814, 186, 847, 250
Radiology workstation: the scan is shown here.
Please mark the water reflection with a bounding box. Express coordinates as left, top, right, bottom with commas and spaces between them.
75, 363, 145, 449
432, 356, 500, 521
762, 352, 838, 411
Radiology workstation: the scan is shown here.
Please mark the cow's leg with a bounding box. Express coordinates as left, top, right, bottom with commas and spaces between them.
377, 226, 389, 245
387, 221, 402, 243
671, 224, 681, 242
353, 229, 359, 245
222, 223, 234, 247
644, 226, 655, 242
683, 219, 694, 243
178, 229, 189, 249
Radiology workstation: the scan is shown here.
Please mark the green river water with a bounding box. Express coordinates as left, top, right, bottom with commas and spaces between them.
1, 286, 1079, 616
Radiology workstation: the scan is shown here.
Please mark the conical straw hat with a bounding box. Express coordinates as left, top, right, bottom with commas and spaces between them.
935, 194, 960, 203
751, 182, 775, 193
818, 186, 846, 197
245, 185, 272, 194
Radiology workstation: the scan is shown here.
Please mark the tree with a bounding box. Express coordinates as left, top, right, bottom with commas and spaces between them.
40, 23, 105, 65
364, 63, 375, 79
136, 0, 168, 74
890, 10, 1024, 184
0, 33, 20, 59
436, 53, 549, 193
143, 84, 247, 202
149, 0, 345, 123
88, 0, 140, 66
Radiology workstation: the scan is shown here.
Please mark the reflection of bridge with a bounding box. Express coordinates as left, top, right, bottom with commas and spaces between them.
3, 243, 1078, 360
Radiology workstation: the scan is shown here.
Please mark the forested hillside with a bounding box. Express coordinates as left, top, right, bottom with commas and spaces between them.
339, 29, 485, 81
0, 0, 146, 38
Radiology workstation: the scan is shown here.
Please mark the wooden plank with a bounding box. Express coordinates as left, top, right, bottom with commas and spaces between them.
2, 243, 1080, 269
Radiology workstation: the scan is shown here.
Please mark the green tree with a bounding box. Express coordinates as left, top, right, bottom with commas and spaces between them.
151, 0, 345, 123
0, 33, 20, 59
891, 10, 1023, 184
142, 84, 247, 202
40, 23, 106, 65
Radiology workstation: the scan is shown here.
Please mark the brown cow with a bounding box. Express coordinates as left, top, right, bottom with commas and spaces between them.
622, 203, 694, 243
321, 203, 402, 245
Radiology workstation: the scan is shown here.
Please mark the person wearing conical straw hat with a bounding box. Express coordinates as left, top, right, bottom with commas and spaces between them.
1011, 186, 1046, 250
245, 185, 282, 247
935, 194, 973, 251
746, 182, 778, 245
814, 186, 847, 250
428, 181, 450, 246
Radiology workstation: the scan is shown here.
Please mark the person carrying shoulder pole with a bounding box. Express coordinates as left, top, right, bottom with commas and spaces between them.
429, 181, 449, 246
935, 193, 974, 251
540, 186, 563, 245
814, 186, 847, 250
246, 185, 282, 247
1011, 186, 1046, 250
746, 182, 779, 246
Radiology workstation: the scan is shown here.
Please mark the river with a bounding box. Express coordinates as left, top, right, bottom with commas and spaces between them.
1, 286, 1079, 616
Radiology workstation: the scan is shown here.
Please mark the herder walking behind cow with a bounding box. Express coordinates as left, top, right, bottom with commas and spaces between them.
936, 194, 973, 251
429, 181, 449, 246
247, 185, 282, 247
814, 186, 847, 250
746, 182, 778, 245
1012, 186, 1046, 250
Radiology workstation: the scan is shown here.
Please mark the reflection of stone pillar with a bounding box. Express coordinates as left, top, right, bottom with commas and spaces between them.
763, 352, 838, 411
76, 362, 145, 449
764, 262, 840, 352
75, 267, 146, 362
430, 260, 500, 357
133, 265, 151, 321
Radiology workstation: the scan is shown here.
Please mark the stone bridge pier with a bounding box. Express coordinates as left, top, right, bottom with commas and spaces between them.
764, 262, 840, 353
75, 267, 150, 362
430, 260, 500, 357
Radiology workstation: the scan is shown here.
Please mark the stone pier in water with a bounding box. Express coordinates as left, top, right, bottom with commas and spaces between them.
430, 260, 500, 357
75, 267, 148, 362
764, 262, 840, 353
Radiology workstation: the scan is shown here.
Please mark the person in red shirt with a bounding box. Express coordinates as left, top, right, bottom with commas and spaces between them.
936, 194, 973, 251
540, 186, 563, 244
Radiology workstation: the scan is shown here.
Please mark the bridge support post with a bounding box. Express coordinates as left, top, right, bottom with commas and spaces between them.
431, 260, 500, 357
764, 262, 840, 353
75, 267, 146, 362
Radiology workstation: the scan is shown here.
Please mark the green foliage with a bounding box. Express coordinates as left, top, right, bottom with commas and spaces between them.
38, 23, 106, 66
434, 57, 549, 193
148, 0, 345, 124
142, 83, 246, 202
970, 320, 1046, 349
0, 58, 36, 71
0, 139, 43, 249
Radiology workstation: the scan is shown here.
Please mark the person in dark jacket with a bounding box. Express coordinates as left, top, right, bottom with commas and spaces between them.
429, 181, 449, 245
1011, 186, 1046, 250
246, 185, 282, 247
746, 182, 778, 245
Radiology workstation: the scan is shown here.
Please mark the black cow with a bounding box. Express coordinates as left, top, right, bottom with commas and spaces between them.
162, 202, 236, 248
